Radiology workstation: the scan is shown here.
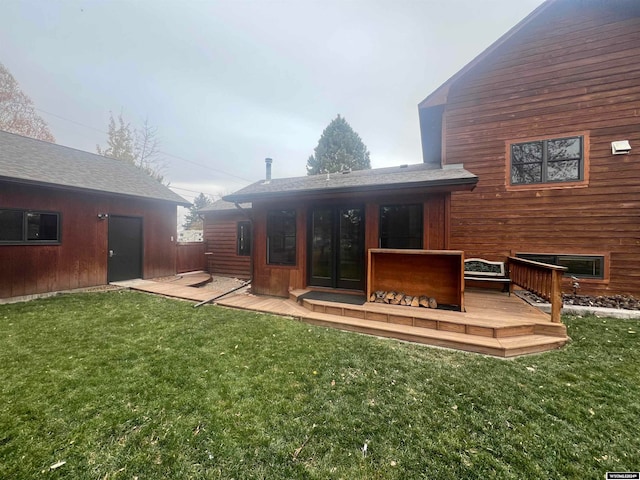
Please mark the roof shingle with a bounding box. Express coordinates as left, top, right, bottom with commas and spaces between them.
223, 163, 477, 203
0, 130, 189, 205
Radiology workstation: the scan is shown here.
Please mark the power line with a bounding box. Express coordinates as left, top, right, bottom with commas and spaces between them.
157, 149, 254, 184
169, 185, 222, 199
35, 107, 257, 185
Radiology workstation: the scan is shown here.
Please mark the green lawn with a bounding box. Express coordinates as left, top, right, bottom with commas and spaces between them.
1, 291, 639, 479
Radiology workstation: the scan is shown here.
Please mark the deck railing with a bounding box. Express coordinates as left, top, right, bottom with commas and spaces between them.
507, 256, 567, 323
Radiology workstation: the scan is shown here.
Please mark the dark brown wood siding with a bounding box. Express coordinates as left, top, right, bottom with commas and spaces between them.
202, 211, 251, 279
250, 191, 450, 297
0, 181, 178, 298
440, 3, 640, 296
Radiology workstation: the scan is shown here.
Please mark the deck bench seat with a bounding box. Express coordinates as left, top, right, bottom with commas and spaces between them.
464, 258, 511, 295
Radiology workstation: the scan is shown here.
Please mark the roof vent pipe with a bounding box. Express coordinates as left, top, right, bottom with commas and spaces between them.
265, 157, 272, 182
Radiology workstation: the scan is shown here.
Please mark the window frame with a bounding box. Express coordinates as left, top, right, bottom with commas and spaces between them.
506, 132, 589, 190
515, 253, 605, 280
0, 209, 61, 245
266, 209, 296, 266
379, 203, 423, 249
236, 221, 252, 257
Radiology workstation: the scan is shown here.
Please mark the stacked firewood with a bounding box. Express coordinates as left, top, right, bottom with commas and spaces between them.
369, 291, 438, 309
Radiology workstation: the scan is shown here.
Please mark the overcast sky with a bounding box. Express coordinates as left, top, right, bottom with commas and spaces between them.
1, 0, 544, 203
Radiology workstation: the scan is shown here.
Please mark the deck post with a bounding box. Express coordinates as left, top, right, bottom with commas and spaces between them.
550, 269, 563, 323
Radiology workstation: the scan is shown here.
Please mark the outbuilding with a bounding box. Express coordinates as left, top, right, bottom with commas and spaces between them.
0, 130, 189, 299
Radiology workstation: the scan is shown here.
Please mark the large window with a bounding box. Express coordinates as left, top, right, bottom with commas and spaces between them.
516, 253, 604, 279
379, 204, 423, 249
0, 209, 60, 244
267, 209, 296, 265
237, 221, 252, 256
511, 136, 583, 185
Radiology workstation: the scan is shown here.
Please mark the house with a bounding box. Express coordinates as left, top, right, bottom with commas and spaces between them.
419, 0, 640, 296
0, 130, 189, 299
223, 160, 477, 297
200, 199, 252, 279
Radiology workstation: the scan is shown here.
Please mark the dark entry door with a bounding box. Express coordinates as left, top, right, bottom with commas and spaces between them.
308, 206, 364, 290
107, 216, 143, 282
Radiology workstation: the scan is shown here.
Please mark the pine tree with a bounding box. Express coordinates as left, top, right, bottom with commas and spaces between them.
306, 114, 371, 175
183, 193, 213, 230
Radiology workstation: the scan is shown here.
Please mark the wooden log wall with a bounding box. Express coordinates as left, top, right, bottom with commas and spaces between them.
202, 211, 251, 279
440, 3, 640, 296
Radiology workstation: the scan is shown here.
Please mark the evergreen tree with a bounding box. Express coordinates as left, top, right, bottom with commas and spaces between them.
306, 114, 371, 175
183, 192, 213, 230
0, 62, 55, 142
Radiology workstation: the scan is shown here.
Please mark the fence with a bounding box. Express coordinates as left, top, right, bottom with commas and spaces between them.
176, 242, 206, 273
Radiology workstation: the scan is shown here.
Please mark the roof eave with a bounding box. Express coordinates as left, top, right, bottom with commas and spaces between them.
0, 176, 191, 206
223, 176, 478, 204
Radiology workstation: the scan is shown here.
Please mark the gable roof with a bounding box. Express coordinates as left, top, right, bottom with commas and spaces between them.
0, 130, 189, 205
419, 0, 556, 109
223, 163, 477, 203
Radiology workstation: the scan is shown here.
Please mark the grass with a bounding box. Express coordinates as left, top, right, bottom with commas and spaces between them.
1, 291, 639, 479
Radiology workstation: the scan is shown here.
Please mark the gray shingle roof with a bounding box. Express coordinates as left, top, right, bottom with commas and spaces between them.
223, 163, 477, 203
199, 199, 251, 213
0, 130, 189, 205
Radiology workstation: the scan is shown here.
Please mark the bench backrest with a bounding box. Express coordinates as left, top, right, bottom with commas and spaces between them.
464, 258, 506, 277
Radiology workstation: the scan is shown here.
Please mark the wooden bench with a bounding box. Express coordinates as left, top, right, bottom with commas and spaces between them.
464, 258, 511, 295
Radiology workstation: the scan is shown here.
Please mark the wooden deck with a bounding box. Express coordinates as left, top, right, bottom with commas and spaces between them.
114, 276, 568, 357
216, 288, 568, 358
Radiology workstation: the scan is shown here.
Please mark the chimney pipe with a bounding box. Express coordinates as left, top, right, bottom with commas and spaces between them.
265, 157, 272, 182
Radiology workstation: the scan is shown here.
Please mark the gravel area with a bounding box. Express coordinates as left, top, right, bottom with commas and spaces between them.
521, 291, 640, 311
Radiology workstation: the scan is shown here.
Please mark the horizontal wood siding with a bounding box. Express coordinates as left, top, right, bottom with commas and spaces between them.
202, 211, 251, 279
442, 4, 640, 296
0, 182, 178, 299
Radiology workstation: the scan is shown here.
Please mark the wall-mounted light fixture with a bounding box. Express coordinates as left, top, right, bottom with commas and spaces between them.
97, 213, 109, 220
611, 140, 631, 155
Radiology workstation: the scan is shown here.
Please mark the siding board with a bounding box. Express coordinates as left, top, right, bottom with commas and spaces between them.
437, 2, 640, 295
0, 181, 178, 298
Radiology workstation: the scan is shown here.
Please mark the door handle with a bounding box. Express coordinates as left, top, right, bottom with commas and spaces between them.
109, 250, 115, 258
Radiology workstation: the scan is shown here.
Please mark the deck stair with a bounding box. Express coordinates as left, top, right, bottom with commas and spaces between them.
285, 289, 568, 358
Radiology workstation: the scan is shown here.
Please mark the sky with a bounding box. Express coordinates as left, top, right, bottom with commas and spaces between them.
1, 0, 545, 205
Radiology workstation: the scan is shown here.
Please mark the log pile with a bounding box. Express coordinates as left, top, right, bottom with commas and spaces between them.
369, 291, 438, 309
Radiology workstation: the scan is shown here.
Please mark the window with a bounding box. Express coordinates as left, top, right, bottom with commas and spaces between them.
267, 209, 296, 265
379, 204, 423, 249
511, 136, 583, 185
237, 221, 252, 256
516, 253, 604, 279
0, 209, 60, 244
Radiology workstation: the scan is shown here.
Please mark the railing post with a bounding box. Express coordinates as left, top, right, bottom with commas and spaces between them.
550, 269, 563, 323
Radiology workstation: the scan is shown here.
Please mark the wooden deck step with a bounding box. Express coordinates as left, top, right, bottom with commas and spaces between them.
298, 297, 537, 339
289, 289, 567, 339
157, 271, 212, 287
216, 293, 568, 358
297, 308, 568, 358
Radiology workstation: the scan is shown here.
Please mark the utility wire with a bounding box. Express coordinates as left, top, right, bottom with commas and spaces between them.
35, 107, 257, 185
